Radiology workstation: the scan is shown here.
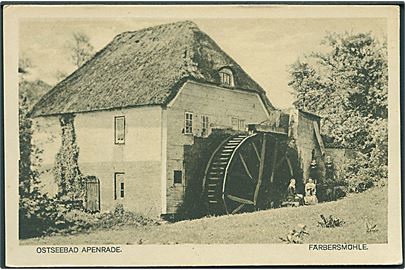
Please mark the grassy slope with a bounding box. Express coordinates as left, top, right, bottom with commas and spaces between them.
21, 186, 387, 245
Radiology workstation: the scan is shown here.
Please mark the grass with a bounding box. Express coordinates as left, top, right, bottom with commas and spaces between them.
21, 185, 387, 245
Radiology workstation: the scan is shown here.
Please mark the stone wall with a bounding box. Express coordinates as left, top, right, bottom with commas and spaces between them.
288, 109, 325, 185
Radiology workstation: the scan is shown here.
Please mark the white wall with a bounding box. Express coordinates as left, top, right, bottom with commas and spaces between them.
75, 106, 162, 163
32, 116, 61, 196
32, 106, 164, 217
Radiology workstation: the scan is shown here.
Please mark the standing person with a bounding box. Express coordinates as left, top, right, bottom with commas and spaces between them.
310, 158, 327, 201
309, 159, 319, 184
324, 155, 336, 201
325, 155, 335, 182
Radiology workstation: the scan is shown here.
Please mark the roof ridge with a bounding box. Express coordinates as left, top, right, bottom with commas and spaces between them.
114, 20, 199, 40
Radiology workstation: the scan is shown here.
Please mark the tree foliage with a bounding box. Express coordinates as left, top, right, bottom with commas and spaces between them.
18, 55, 33, 75
19, 83, 41, 199
68, 32, 95, 68
54, 114, 85, 202
288, 32, 388, 187
18, 58, 86, 238
19, 61, 54, 238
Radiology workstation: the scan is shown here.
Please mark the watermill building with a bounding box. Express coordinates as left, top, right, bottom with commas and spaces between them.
32, 21, 324, 218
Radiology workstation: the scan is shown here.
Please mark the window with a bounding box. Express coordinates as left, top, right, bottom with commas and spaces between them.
219, 68, 234, 87
231, 117, 238, 130
114, 116, 125, 144
174, 170, 182, 184
220, 72, 231, 85
185, 112, 193, 134
114, 173, 125, 199
202, 115, 209, 137
238, 119, 245, 131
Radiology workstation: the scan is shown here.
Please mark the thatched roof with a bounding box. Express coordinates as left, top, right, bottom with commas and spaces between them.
32, 21, 274, 117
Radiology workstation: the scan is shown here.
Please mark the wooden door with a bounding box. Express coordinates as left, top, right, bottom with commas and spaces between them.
85, 176, 100, 212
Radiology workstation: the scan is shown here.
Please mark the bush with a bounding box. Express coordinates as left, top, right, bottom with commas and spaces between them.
318, 214, 345, 228
341, 152, 386, 193
95, 204, 158, 229
279, 224, 309, 244
20, 200, 159, 239
59, 208, 99, 234
365, 220, 378, 233
20, 194, 58, 238
19, 194, 95, 238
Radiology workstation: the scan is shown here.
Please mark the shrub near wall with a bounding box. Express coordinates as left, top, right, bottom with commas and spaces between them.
53, 114, 85, 204
19, 90, 56, 239
20, 113, 91, 239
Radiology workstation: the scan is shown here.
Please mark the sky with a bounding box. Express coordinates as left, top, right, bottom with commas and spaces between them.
19, 17, 387, 109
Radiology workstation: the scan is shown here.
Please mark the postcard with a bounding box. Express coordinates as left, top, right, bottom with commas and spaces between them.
3, 4, 402, 267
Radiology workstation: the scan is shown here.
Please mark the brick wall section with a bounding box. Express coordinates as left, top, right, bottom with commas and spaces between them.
165, 80, 277, 214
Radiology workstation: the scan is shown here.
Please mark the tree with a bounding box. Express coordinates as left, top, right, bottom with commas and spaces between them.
68, 32, 95, 68
18, 55, 33, 76
18, 57, 88, 239
289, 32, 387, 150
18, 58, 52, 238
288, 32, 388, 187
18, 56, 43, 198
19, 83, 38, 197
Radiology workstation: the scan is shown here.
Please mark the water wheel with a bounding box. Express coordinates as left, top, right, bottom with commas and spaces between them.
202, 132, 291, 216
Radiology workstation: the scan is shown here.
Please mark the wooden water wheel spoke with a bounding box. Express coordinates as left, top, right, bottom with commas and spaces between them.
251, 142, 261, 161
238, 153, 255, 182
231, 203, 245, 214
286, 156, 293, 176
269, 141, 278, 183
253, 135, 267, 206
227, 194, 254, 205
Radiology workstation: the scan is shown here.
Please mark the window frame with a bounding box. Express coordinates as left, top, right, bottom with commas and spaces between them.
231, 117, 238, 130
114, 172, 125, 200
173, 170, 183, 185
222, 72, 231, 85
238, 119, 245, 131
184, 112, 193, 135
202, 115, 209, 137
120, 182, 125, 198
219, 68, 234, 87
114, 116, 126, 145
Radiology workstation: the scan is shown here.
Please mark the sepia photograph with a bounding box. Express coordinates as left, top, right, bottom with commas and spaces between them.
3, 3, 402, 267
